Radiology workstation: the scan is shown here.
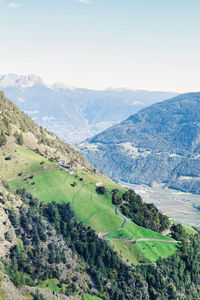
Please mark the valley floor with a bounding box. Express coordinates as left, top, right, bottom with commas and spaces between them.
120, 182, 200, 230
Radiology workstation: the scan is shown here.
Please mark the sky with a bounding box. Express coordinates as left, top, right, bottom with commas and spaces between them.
0, 0, 200, 92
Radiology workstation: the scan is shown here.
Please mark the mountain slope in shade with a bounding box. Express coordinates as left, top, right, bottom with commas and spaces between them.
80, 92, 200, 194
0, 74, 178, 144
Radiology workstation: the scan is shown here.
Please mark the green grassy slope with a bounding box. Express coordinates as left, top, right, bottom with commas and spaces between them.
109, 239, 180, 265
105, 218, 173, 240
0, 146, 56, 180
84, 294, 102, 300
181, 224, 197, 235
38, 279, 60, 293
7, 148, 179, 265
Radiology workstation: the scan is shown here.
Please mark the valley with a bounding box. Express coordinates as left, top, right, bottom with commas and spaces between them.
0, 74, 177, 144
2, 0, 200, 298
120, 182, 200, 230
0, 92, 200, 299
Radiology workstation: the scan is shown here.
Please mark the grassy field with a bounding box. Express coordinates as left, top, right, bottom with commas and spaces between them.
84, 294, 102, 300
0, 145, 55, 181
182, 224, 198, 234
38, 278, 60, 293
109, 238, 180, 265
136, 241, 180, 263
77, 169, 118, 188
110, 239, 145, 265
105, 218, 173, 240
7, 147, 179, 265
10, 169, 125, 233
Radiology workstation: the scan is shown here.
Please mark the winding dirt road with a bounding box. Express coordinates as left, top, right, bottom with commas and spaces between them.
98, 202, 179, 244
95, 176, 179, 244
105, 237, 179, 243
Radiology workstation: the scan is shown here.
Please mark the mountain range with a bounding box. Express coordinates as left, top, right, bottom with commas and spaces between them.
80, 92, 200, 194
0, 91, 200, 299
0, 74, 178, 144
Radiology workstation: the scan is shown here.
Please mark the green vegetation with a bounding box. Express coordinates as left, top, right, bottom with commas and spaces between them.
38, 279, 60, 293
105, 218, 172, 240
10, 169, 122, 233
107, 223, 179, 265
32, 290, 45, 300
0, 91, 38, 141
136, 241, 181, 263
0, 130, 7, 147
9, 168, 178, 264
15, 132, 24, 145
84, 294, 102, 300
110, 240, 145, 265
0, 281, 6, 300
5, 193, 90, 298
6, 188, 200, 300
2, 92, 200, 299
41, 201, 146, 299
181, 224, 197, 235
0, 146, 55, 181
110, 239, 180, 265
113, 189, 170, 232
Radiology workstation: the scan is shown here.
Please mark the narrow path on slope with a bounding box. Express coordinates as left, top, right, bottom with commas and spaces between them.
98, 203, 127, 239
94, 176, 178, 243
95, 173, 104, 187
162, 219, 174, 236
104, 237, 179, 243
98, 203, 179, 243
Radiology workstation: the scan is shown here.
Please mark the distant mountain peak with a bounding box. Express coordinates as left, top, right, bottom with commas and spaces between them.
0, 73, 79, 91
0, 73, 44, 88
51, 82, 77, 90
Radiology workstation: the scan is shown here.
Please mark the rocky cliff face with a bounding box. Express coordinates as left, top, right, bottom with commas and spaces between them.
80, 92, 200, 194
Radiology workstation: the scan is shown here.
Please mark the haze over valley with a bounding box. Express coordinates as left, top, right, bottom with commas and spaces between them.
1, 74, 200, 228
1, 0, 200, 298
0, 74, 178, 144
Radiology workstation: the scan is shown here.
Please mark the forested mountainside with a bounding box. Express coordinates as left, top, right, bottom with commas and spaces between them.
0, 74, 177, 144
0, 91, 200, 299
80, 92, 200, 194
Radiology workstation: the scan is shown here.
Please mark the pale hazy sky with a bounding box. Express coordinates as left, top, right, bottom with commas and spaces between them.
1, 0, 200, 92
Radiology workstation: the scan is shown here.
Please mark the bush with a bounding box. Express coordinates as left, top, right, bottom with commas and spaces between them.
0, 130, 7, 147
4, 230, 14, 242
96, 186, 106, 194
16, 133, 24, 145
33, 289, 46, 300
